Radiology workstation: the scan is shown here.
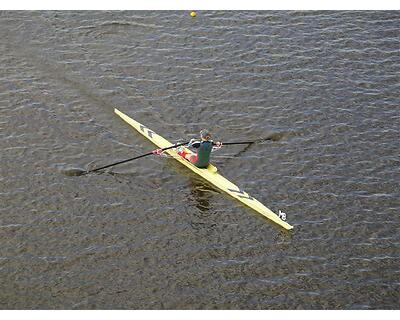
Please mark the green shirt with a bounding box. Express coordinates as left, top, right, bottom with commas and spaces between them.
191, 140, 213, 168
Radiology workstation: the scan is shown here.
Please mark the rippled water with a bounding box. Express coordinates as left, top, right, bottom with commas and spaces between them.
0, 11, 399, 309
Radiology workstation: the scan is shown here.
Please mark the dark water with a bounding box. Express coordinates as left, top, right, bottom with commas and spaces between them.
1, 11, 399, 309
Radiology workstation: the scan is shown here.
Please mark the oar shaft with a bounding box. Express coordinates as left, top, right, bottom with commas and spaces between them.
222, 141, 255, 145
85, 141, 188, 174
87, 152, 153, 173
85, 139, 265, 174
222, 138, 272, 145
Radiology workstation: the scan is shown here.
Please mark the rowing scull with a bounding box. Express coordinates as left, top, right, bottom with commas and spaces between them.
114, 108, 293, 230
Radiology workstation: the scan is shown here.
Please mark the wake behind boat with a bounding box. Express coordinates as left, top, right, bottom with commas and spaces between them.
114, 108, 293, 230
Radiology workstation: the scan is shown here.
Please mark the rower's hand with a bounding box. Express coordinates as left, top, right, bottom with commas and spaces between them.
212, 141, 222, 152
152, 149, 163, 155
188, 139, 196, 147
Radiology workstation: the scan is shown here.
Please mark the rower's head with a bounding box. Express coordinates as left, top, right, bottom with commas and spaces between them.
200, 129, 211, 141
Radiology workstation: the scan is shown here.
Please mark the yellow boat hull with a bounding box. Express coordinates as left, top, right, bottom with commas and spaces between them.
115, 108, 293, 230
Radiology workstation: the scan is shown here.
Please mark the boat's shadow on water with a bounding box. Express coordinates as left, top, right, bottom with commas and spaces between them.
164, 158, 221, 212
188, 179, 216, 212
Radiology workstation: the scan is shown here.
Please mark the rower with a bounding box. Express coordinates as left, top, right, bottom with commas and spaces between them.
154, 129, 222, 168
179, 129, 222, 168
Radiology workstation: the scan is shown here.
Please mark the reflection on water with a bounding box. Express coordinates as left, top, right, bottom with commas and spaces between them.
188, 178, 220, 212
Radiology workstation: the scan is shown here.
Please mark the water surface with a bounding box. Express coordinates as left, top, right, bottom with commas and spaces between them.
0, 11, 399, 309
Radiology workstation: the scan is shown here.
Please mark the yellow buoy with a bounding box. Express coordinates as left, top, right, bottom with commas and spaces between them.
190, 11, 197, 17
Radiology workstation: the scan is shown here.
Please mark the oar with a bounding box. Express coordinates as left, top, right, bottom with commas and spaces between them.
74, 139, 267, 176
81, 141, 189, 175
222, 141, 256, 145
222, 137, 273, 145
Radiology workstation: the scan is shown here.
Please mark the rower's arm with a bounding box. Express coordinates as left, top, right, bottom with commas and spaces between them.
188, 140, 201, 148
